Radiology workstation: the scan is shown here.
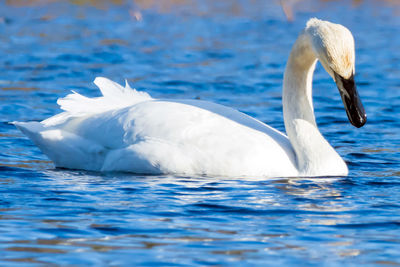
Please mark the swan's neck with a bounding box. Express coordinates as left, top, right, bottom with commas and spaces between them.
283, 33, 347, 176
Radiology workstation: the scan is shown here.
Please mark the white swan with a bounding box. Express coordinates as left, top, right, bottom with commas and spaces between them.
14, 18, 366, 177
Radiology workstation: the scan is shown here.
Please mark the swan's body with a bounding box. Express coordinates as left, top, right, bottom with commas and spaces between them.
16, 90, 297, 177
14, 18, 366, 177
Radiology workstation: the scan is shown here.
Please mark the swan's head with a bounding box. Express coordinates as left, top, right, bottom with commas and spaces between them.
306, 18, 366, 128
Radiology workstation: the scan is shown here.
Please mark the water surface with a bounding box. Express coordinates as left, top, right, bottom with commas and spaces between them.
1, 0, 400, 265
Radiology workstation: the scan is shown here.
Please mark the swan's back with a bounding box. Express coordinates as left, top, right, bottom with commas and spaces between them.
15, 78, 298, 177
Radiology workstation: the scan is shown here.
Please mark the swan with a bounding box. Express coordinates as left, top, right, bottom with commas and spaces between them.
14, 18, 366, 177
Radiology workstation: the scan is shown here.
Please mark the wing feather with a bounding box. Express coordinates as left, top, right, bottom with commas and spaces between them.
56, 77, 152, 116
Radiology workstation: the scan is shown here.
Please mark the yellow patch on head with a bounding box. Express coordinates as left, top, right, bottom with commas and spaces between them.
344, 53, 352, 70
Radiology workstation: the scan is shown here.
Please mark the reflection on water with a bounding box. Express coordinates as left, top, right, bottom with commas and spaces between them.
1, 0, 400, 265
0, 169, 399, 265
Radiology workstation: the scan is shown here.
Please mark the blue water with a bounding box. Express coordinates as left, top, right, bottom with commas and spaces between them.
1, 0, 400, 265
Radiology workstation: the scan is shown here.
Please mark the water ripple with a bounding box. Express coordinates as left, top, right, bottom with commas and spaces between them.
0, 0, 400, 266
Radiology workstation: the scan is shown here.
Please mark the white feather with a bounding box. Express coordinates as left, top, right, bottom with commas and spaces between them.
14, 18, 361, 178
56, 77, 152, 116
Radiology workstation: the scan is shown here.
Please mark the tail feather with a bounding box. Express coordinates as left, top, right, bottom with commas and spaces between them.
13, 121, 105, 170
13, 121, 45, 137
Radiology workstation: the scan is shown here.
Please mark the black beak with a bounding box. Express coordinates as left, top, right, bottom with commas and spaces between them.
334, 72, 367, 128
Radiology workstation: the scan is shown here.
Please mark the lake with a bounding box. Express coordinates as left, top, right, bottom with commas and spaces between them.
1, 0, 400, 265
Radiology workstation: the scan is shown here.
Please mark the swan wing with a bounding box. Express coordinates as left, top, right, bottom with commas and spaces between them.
15, 78, 298, 177
44, 77, 152, 125
103, 99, 298, 177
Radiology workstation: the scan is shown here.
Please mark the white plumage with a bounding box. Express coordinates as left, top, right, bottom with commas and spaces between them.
15, 77, 297, 177
15, 18, 365, 178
